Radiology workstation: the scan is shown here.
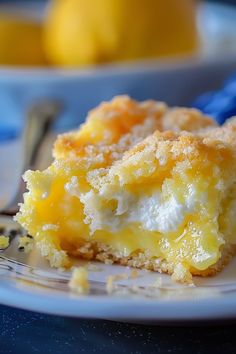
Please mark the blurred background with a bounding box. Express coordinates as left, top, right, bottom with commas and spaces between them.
0, 0, 231, 68
0, 0, 236, 140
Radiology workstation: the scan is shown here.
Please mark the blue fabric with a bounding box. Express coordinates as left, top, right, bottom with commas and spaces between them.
192, 72, 236, 124
0, 124, 18, 140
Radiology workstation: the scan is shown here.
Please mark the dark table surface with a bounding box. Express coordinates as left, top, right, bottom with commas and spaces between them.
1, 304, 236, 354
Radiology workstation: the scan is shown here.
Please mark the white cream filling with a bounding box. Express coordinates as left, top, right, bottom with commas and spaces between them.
80, 186, 197, 234
64, 176, 81, 198
127, 192, 194, 233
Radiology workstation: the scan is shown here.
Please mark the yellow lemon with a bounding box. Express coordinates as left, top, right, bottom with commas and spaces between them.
0, 11, 46, 66
44, 0, 198, 67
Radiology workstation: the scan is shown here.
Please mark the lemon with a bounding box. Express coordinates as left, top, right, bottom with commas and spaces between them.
44, 0, 198, 67
0, 12, 46, 66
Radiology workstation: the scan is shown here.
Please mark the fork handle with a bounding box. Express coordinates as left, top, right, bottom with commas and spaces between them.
6, 100, 63, 213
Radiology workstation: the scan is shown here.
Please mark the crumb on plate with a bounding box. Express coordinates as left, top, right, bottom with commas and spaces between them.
0, 235, 9, 249
18, 235, 34, 253
106, 270, 140, 294
150, 277, 163, 288
171, 263, 193, 285
69, 267, 90, 294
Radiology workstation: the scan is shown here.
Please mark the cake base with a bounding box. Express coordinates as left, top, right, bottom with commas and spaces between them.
61, 241, 236, 283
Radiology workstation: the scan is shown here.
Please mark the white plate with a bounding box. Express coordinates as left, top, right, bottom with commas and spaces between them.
1, 215, 236, 323
1, 2, 236, 324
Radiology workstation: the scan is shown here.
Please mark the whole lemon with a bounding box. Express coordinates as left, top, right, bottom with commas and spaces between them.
44, 0, 198, 67
0, 11, 46, 66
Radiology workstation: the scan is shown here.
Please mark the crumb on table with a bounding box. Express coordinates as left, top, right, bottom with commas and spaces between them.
69, 267, 90, 295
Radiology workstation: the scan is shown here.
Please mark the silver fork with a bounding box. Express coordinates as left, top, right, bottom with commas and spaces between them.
0, 100, 62, 248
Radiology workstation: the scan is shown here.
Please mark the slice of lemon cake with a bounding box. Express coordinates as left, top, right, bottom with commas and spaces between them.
15, 96, 226, 282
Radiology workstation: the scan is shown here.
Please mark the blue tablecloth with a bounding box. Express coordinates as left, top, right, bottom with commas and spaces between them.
1, 304, 236, 354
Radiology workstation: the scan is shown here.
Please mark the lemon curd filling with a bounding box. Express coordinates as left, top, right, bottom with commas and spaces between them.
15, 96, 236, 282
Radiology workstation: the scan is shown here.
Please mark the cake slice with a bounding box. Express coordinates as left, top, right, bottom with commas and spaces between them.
15, 96, 227, 282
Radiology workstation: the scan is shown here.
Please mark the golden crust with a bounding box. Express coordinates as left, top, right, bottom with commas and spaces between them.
200, 115, 236, 147
162, 107, 217, 132
53, 95, 167, 159
89, 129, 236, 193
53, 95, 216, 160
65, 241, 236, 284
32, 236, 236, 284
125, 128, 235, 160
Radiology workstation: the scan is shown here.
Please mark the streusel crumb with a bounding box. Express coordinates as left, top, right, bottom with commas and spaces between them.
69, 267, 90, 294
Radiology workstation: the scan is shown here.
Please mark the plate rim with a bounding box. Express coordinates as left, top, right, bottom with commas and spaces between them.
1, 278, 236, 321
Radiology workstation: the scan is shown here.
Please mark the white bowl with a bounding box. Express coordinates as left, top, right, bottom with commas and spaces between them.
1, 2, 236, 136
